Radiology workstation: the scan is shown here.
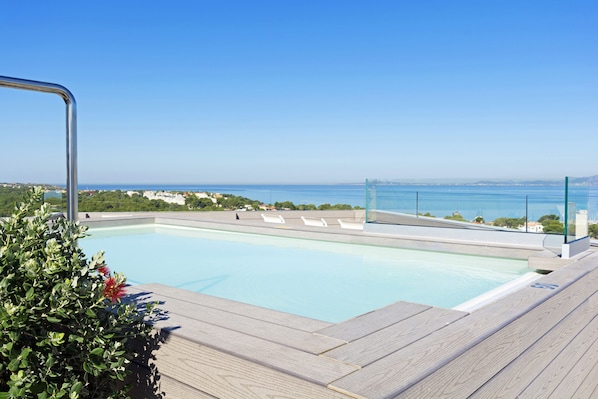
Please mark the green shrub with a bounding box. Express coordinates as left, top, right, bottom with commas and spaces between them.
0, 188, 158, 398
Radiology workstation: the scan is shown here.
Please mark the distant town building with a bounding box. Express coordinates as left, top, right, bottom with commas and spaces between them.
518, 221, 544, 233
189, 192, 217, 203
143, 190, 186, 205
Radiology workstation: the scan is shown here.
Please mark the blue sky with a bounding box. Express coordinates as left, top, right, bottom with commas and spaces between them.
1, 1, 596, 185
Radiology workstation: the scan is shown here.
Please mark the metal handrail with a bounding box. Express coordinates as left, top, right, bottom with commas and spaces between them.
0, 76, 78, 221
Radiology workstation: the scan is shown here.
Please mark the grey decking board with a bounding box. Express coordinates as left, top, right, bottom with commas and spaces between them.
466, 293, 598, 398
330, 268, 580, 397
388, 269, 598, 399
153, 334, 354, 399
317, 301, 432, 342
549, 318, 598, 399
393, 319, 523, 399
519, 315, 598, 398
159, 374, 218, 399
130, 283, 332, 332
127, 285, 346, 354
516, 273, 597, 353
393, 267, 598, 399
146, 310, 358, 386
323, 307, 468, 367
569, 351, 598, 399
329, 263, 596, 399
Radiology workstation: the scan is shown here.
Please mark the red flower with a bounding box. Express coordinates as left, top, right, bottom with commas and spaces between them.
103, 277, 126, 302
98, 265, 110, 277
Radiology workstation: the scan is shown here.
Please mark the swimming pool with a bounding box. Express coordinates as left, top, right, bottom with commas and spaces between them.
81, 224, 531, 323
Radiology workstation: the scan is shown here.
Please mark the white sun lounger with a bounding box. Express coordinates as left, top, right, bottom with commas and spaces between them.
338, 219, 364, 230
301, 216, 328, 227
261, 214, 285, 224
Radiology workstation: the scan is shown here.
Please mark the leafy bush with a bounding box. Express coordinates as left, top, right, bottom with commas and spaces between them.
493, 216, 526, 228
0, 188, 158, 398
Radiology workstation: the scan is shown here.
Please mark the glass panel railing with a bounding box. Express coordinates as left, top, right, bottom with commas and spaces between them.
365, 177, 596, 254
43, 189, 67, 215
366, 179, 562, 227
564, 176, 591, 243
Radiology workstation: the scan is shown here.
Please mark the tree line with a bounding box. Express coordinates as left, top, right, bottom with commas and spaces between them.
0, 188, 359, 215
1, 187, 596, 238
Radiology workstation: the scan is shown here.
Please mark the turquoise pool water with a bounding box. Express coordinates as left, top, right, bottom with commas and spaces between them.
81, 224, 529, 323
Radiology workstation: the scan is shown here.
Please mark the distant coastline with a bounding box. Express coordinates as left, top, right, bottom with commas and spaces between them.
4, 174, 597, 191
2, 180, 598, 223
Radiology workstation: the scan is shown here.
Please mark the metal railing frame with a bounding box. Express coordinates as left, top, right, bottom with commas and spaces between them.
0, 75, 78, 221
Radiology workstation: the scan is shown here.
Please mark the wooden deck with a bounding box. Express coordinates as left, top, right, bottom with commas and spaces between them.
128, 249, 598, 398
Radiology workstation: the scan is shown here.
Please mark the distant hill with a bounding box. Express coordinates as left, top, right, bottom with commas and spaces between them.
474, 175, 598, 186
568, 175, 598, 185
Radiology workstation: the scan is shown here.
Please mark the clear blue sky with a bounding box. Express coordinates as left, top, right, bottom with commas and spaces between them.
1, 1, 596, 185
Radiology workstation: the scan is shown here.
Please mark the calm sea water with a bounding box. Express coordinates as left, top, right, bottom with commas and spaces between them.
78, 182, 598, 222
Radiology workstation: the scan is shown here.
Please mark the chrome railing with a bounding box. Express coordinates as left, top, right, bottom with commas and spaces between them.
0, 76, 78, 221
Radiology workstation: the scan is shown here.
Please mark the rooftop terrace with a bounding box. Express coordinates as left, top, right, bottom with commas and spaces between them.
81, 210, 598, 398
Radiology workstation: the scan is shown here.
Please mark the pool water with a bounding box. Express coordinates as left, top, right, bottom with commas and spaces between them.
81, 224, 530, 323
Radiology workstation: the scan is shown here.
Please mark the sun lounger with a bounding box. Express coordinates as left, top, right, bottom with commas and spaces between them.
261, 214, 285, 224
301, 216, 328, 227
338, 219, 364, 230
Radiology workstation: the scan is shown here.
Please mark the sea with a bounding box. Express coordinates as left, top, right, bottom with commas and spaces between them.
75, 182, 598, 223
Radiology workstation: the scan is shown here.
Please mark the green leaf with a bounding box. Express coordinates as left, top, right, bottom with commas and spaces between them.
82, 362, 92, 374
25, 287, 35, 301
70, 382, 83, 395
46, 316, 61, 323
68, 334, 84, 343
7, 357, 20, 372
90, 347, 104, 357
45, 354, 56, 369
48, 332, 65, 346
19, 347, 31, 367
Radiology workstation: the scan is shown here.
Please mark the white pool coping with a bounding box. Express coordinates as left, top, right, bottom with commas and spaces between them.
453, 271, 545, 312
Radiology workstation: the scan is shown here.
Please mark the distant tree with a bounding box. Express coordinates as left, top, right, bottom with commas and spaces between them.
418, 212, 435, 217
538, 214, 560, 223
535, 214, 564, 234
316, 203, 353, 210
297, 204, 317, 210
542, 220, 564, 234
78, 190, 187, 212
274, 201, 296, 210
589, 224, 598, 239
44, 197, 65, 212
0, 187, 34, 216
444, 212, 466, 222
493, 217, 526, 228
218, 194, 259, 210
186, 196, 216, 210
327, 203, 353, 210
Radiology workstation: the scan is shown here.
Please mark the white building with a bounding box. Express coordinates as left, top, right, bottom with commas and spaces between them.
143, 191, 186, 205
518, 221, 544, 233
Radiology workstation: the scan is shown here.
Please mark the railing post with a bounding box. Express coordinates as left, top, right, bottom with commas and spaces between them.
525, 195, 528, 233
0, 76, 78, 221
563, 176, 569, 244
365, 179, 369, 223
